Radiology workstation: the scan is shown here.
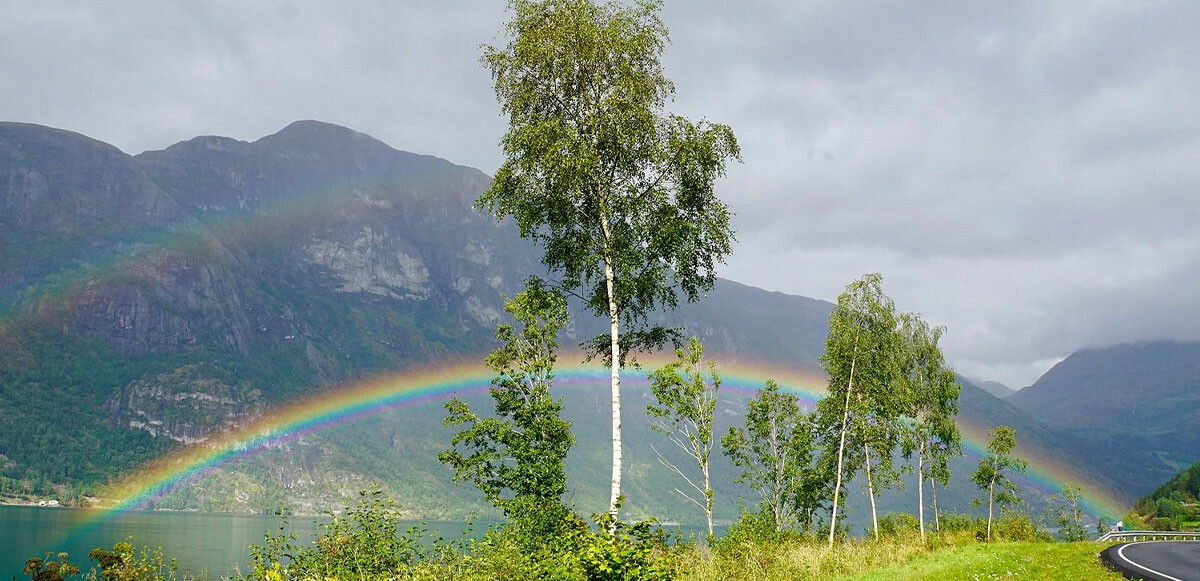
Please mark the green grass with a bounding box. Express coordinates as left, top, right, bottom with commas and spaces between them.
839, 541, 1123, 581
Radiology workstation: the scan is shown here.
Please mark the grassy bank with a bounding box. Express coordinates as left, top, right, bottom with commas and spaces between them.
681, 533, 1121, 580
837, 541, 1122, 580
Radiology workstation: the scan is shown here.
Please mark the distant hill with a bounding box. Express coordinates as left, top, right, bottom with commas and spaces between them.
974, 379, 1016, 399
1008, 341, 1200, 477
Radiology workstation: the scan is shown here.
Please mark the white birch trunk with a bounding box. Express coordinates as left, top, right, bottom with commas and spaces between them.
827, 329, 860, 549
602, 218, 622, 529
917, 442, 925, 543
987, 476, 996, 541
865, 442, 878, 541
704, 462, 713, 537
931, 477, 940, 532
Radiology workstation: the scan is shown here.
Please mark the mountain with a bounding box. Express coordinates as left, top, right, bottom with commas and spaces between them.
976, 380, 1015, 399
0, 121, 835, 518
0, 120, 1154, 522
1008, 341, 1200, 477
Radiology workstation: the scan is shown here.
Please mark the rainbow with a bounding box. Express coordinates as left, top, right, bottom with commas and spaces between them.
75, 357, 1125, 536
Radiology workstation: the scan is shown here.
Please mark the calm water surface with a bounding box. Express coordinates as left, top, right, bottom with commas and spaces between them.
0, 505, 477, 578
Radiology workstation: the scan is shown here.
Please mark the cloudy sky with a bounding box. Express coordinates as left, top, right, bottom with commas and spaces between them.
2, 0, 1197, 387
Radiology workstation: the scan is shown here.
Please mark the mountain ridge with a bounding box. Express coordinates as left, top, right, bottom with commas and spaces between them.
0, 119, 1176, 521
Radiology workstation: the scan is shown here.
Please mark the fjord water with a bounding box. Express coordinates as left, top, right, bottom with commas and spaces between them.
0, 505, 474, 577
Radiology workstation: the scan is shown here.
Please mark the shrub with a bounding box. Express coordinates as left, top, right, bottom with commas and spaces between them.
877, 513, 920, 538
714, 506, 799, 555
936, 512, 985, 534
572, 512, 680, 581
1150, 517, 1176, 531
991, 511, 1052, 542
86, 541, 179, 581
23, 553, 80, 581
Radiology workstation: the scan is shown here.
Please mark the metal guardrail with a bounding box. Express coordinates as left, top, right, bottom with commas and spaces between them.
1096, 530, 1200, 542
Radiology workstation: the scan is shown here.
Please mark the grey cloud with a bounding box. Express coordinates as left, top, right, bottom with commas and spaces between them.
2, 0, 1197, 387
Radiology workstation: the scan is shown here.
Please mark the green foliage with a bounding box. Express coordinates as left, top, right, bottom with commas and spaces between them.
815, 273, 902, 546
647, 337, 719, 535
572, 512, 680, 581
971, 426, 1028, 540
23, 553, 80, 581
990, 510, 1052, 543
243, 490, 470, 581
876, 513, 920, 538
479, 0, 739, 524
896, 313, 961, 540
722, 380, 824, 533
480, 0, 740, 361
933, 512, 986, 534
85, 541, 179, 581
1046, 485, 1087, 542
440, 280, 574, 517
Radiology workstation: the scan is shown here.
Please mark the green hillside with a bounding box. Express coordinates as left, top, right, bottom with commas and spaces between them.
1128, 459, 1200, 530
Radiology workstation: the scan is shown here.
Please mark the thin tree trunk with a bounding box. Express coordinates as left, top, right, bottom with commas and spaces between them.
771, 416, 784, 532
917, 442, 925, 543
931, 477, 940, 532
601, 219, 622, 530
704, 461, 713, 537
827, 330, 861, 549
987, 477, 995, 541
865, 442, 878, 541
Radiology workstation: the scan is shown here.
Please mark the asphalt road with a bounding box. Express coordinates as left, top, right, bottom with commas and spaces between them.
1102, 540, 1200, 581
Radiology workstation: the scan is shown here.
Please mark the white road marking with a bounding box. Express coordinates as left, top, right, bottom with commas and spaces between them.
1117, 541, 1186, 581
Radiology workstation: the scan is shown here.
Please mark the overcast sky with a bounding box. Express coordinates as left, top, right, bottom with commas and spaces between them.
2, 0, 1197, 387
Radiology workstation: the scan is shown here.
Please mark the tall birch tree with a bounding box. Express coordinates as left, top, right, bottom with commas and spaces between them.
815, 273, 900, 548
479, 0, 739, 525
647, 337, 719, 536
897, 313, 961, 543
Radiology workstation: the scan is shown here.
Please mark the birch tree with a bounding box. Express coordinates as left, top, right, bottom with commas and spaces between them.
815, 273, 900, 548
647, 337, 719, 536
972, 425, 1028, 540
479, 0, 739, 525
1048, 484, 1087, 542
897, 313, 961, 543
440, 279, 573, 520
721, 380, 824, 533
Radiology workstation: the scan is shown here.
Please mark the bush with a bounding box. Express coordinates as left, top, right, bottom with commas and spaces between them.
877, 513, 920, 538
713, 506, 800, 554
1150, 517, 1177, 531
992, 511, 1053, 542
572, 512, 680, 581
86, 541, 179, 581
23, 553, 80, 581
935, 512, 985, 534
